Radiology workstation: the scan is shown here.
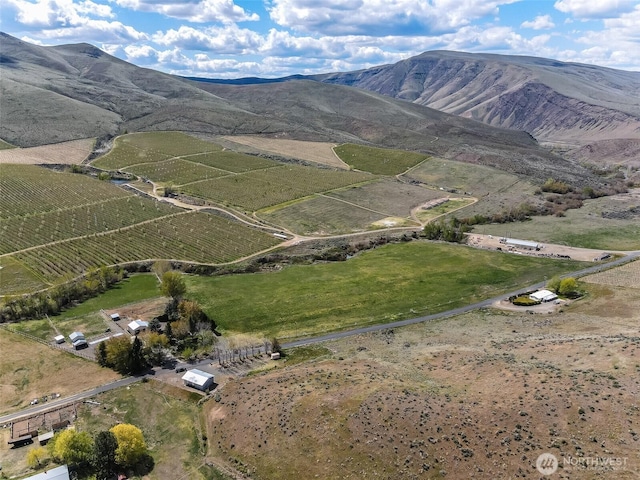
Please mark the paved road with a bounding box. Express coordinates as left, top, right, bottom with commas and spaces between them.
2, 251, 638, 425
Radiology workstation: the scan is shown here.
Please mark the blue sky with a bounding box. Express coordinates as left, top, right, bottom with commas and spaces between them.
1, 0, 639, 78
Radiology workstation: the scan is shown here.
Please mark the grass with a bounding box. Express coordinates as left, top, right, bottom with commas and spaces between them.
73, 380, 213, 480
186, 241, 586, 339
55, 274, 161, 320
415, 198, 476, 222
0, 328, 119, 415
0, 256, 48, 295
334, 144, 428, 175
0, 139, 15, 150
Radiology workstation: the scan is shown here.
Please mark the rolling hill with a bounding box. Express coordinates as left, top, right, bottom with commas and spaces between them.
0, 33, 616, 187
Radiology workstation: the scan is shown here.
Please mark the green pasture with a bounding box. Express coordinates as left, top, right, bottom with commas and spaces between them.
186, 241, 586, 339
0, 139, 15, 150
334, 144, 428, 175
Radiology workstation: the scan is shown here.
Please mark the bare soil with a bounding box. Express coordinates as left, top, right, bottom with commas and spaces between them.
204, 268, 640, 479
0, 138, 94, 164
223, 135, 349, 169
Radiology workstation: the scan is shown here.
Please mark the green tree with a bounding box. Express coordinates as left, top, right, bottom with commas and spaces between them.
160, 271, 186, 300
547, 275, 562, 294
105, 336, 133, 374
129, 336, 147, 374
271, 337, 282, 354
110, 424, 147, 468
26, 446, 48, 469
559, 277, 578, 297
143, 332, 170, 365
49, 429, 93, 465
93, 430, 118, 480
96, 341, 108, 367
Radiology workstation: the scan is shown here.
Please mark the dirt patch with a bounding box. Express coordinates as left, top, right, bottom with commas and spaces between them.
0, 138, 95, 165
467, 233, 617, 262
224, 135, 348, 169
106, 297, 167, 321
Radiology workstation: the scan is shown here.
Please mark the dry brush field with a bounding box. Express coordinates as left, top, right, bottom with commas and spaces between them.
206, 267, 640, 479
0, 138, 94, 165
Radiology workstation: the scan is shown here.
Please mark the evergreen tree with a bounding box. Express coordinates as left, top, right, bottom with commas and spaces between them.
93, 431, 118, 480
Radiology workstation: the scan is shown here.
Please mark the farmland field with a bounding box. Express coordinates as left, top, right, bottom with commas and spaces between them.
182, 164, 374, 211
0, 195, 178, 254
0, 164, 131, 218
334, 143, 428, 175
224, 135, 347, 169
186, 241, 586, 339
582, 259, 640, 288
259, 178, 444, 234
0, 256, 48, 295
185, 150, 279, 172
0, 328, 120, 415
8, 211, 281, 285
260, 195, 393, 235
0, 138, 94, 164
126, 158, 230, 185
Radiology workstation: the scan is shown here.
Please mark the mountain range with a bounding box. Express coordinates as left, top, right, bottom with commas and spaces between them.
1, 32, 638, 185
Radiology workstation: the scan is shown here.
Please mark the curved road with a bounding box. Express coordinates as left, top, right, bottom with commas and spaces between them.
1, 251, 638, 425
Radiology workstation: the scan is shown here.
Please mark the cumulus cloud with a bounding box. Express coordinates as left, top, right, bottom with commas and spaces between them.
112, 0, 259, 23
4, 0, 114, 28
521, 14, 555, 30
152, 25, 262, 53
554, 0, 637, 19
268, 0, 519, 36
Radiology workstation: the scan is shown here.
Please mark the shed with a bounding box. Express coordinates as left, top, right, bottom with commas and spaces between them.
271, 352, 281, 360
182, 369, 215, 391
530, 289, 558, 302
54, 335, 65, 344
68, 331, 85, 343
24, 465, 70, 480
127, 320, 149, 335
110, 313, 121, 321
505, 238, 540, 250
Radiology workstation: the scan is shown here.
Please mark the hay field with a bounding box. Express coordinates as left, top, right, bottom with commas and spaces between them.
0, 328, 119, 414
0, 138, 94, 165
582, 259, 640, 288
225, 135, 347, 169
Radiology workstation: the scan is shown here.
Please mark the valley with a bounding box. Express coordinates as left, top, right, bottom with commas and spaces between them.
0, 33, 638, 480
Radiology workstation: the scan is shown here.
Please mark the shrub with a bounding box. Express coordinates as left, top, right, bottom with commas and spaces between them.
512, 296, 540, 306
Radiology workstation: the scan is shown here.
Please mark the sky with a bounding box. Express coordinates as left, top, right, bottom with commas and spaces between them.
1, 0, 639, 78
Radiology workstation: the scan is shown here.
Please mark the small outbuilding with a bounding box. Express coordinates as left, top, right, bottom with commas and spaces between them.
530, 289, 558, 303
271, 352, 281, 360
110, 313, 121, 321
181, 369, 215, 391
68, 332, 87, 349
54, 335, 65, 344
127, 320, 149, 335
505, 238, 540, 250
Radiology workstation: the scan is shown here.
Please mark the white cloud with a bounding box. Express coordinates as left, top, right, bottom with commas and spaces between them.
112, 0, 259, 23
521, 14, 555, 30
152, 25, 262, 53
268, 0, 519, 36
35, 20, 147, 43
554, 0, 636, 19
4, 0, 114, 28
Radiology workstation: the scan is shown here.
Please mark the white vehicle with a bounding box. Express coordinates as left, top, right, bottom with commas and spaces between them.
30, 398, 38, 405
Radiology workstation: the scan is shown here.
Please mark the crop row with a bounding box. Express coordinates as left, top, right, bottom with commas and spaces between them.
126, 158, 230, 185
0, 165, 129, 219
184, 151, 278, 173
92, 132, 223, 170
10, 212, 281, 283
0, 196, 178, 254
334, 144, 428, 175
182, 165, 374, 211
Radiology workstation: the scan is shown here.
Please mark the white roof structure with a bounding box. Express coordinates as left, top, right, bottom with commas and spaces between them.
127, 320, 149, 331
182, 369, 214, 387
69, 331, 85, 342
24, 465, 70, 480
110, 313, 121, 320
506, 238, 540, 249
530, 289, 558, 302
54, 335, 65, 344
